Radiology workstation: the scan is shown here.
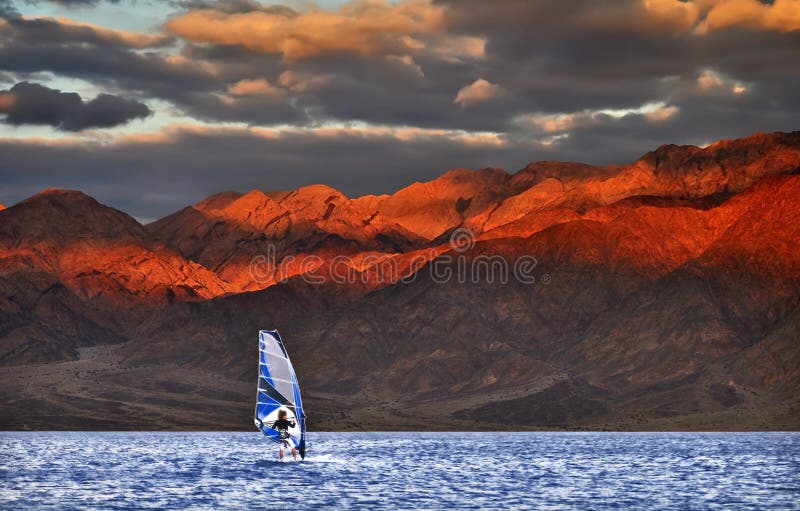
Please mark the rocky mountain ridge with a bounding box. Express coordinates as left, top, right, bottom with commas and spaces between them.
1, 130, 798, 431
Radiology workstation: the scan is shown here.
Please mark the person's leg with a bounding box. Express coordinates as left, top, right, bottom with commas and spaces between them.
292, 447, 298, 461
279, 448, 285, 461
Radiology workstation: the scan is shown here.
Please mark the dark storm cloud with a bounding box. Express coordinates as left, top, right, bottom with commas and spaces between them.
2, 0, 799, 133
433, 0, 800, 113
28, 0, 120, 5
153, 0, 800, 134
0, 81, 151, 130
267, 54, 512, 131
170, 0, 297, 15
0, 0, 17, 16
1, 13, 172, 47
0, 13, 306, 124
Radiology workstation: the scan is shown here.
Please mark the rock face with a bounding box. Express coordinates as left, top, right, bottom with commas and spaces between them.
0, 189, 232, 366
147, 185, 426, 291
1, 130, 799, 431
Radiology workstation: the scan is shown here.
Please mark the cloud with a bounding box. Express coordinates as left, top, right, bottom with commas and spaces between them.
0, 14, 307, 125
0, 0, 18, 17
0, 123, 524, 219
276, 70, 333, 93
165, 0, 446, 61
227, 78, 285, 97
641, 0, 800, 35
0, 16, 171, 48
427, 34, 485, 62
643, 104, 679, 122
171, 0, 297, 15
454, 78, 505, 107
518, 101, 680, 134
0, 81, 151, 131
697, 68, 749, 95
36, 0, 122, 4
1, 0, 798, 162
637, 0, 700, 32
695, 0, 800, 33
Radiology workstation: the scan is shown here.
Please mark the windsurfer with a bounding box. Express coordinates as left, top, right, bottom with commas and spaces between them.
271, 409, 298, 461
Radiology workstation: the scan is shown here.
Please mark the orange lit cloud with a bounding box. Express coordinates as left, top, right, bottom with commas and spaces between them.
640, 0, 800, 33
165, 0, 446, 61
697, 0, 800, 33
227, 78, 285, 97
454, 78, 505, 107
0, 92, 16, 110
641, 0, 700, 31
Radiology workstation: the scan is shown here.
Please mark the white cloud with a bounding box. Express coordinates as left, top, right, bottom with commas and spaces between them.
697, 68, 750, 95
518, 101, 680, 133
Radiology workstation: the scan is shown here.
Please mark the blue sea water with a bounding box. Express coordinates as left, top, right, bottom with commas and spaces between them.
1, 432, 798, 510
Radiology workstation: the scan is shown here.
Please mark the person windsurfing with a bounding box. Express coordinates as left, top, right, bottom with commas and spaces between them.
271, 408, 298, 461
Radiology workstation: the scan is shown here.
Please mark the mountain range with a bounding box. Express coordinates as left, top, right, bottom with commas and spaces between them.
1, 130, 799, 431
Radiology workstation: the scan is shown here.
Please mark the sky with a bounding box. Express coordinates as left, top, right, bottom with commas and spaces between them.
1, 0, 799, 222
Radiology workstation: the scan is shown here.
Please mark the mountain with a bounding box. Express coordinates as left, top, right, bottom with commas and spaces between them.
1, 130, 799, 431
146, 185, 427, 291
0, 189, 232, 366
369, 167, 511, 240
468, 131, 800, 235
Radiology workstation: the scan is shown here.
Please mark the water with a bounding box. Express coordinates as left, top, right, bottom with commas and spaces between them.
1, 432, 798, 510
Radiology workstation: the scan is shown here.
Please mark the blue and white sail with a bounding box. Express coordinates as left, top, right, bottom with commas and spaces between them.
254, 329, 306, 459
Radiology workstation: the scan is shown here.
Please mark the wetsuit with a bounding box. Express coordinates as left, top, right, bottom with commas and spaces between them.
271, 418, 296, 442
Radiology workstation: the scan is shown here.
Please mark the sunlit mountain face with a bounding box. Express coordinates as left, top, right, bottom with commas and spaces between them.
0, 1, 798, 431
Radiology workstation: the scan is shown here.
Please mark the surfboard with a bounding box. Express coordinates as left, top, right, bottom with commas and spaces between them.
254, 330, 307, 459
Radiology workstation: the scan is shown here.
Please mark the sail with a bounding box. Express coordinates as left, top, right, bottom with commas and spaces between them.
254, 329, 306, 459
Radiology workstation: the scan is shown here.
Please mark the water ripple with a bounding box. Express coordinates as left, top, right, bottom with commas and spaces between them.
1, 432, 798, 510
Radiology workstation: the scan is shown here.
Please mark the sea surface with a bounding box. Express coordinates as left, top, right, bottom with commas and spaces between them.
1, 432, 798, 510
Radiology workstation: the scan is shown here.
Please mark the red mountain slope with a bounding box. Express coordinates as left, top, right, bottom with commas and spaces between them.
0, 189, 231, 306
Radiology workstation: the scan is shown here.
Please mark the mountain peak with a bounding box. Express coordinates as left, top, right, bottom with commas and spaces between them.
33, 187, 95, 200
706, 130, 799, 151
636, 130, 800, 174
270, 184, 349, 220
511, 161, 613, 191
292, 183, 348, 199
0, 188, 145, 246
214, 189, 285, 221
436, 167, 509, 185
194, 191, 243, 212
229, 189, 273, 207
17, 188, 113, 213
